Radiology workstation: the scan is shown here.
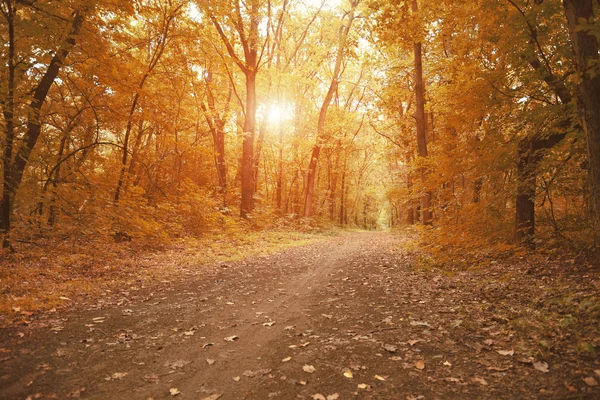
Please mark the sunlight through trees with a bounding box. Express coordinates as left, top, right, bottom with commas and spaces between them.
0, 0, 598, 254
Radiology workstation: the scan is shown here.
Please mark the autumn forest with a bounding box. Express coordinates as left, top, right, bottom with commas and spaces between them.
2, 0, 600, 397
0, 0, 599, 253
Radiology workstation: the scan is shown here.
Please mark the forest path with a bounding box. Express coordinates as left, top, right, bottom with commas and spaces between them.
1, 231, 598, 399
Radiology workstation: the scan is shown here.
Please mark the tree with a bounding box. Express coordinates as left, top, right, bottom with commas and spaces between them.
411, 0, 432, 225
563, 0, 600, 255
0, 1, 89, 248
304, 0, 360, 218
205, 0, 264, 218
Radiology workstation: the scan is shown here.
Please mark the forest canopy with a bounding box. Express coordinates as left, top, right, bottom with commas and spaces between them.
1, 0, 599, 256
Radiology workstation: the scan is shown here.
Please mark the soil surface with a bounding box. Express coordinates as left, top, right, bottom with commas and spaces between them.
1, 231, 599, 399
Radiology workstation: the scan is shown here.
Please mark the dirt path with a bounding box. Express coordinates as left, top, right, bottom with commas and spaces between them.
1, 231, 598, 399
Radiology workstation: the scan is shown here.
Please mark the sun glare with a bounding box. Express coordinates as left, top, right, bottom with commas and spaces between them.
266, 103, 292, 125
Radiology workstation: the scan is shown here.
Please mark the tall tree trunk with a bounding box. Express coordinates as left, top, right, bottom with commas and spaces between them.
240, 70, 257, 218
564, 0, 600, 255
412, 0, 432, 225
304, 0, 359, 218
1, 0, 16, 248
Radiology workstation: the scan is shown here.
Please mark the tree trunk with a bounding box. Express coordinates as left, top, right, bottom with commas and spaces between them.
1, 0, 16, 248
564, 0, 600, 254
412, 0, 432, 225
240, 71, 257, 218
515, 143, 537, 246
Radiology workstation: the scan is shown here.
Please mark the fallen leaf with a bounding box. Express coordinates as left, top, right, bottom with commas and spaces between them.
169, 388, 180, 396
374, 374, 386, 381
415, 360, 425, 370
206, 359, 216, 365
224, 335, 238, 342
202, 342, 214, 349
165, 360, 190, 370
357, 383, 370, 389
184, 331, 195, 336
583, 377, 598, 387
233, 376, 240, 382
143, 374, 159, 383
311, 395, 326, 400
282, 357, 292, 362
407, 340, 421, 346
409, 321, 431, 328
343, 370, 353, 379
445, 377, 461, 383
382, 344, 397, 353
303, 365, 316, 373
533, 361, 549, 373
298, 342, 310, 347
594, 370, 600, 377
263, 322, 275, 327
327, 394, 339, 400
487, 366, 510, 372
496, 349, 514, 356
564, 381, 577, 392
471, 377, 488, 386
110, 372, 127, 380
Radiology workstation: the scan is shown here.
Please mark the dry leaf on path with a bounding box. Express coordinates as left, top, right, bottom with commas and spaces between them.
533, 361, 549, 373
224, 335, 239, 342
496, 349, 514, 356
343, 370, 353, 378
471, 377, 488, 386
303, 365, 316, 373
206, 359, 215, 365
282, 356, 292, 362
583, 377, 598, 387
233, 376, 240, 382
327, 394, 339, 400
311, 395, 326, 400
169, 388, 181, 396
415, 360, 425, 370
374, 374, 387, 381
165, 360, 190, 370
382, 344, 397, 353
357, 383, 370, 389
